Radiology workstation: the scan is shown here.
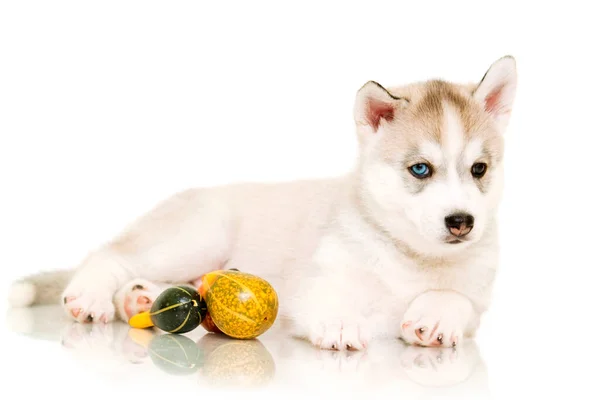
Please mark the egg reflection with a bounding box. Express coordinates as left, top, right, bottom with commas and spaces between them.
196, 333, 276, 388
133, 332, 204, 375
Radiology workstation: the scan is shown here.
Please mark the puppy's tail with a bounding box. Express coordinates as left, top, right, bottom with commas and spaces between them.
8, 269, 75, 307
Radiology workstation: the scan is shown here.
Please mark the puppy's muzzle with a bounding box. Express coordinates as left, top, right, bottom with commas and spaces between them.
445, 213, 474, 238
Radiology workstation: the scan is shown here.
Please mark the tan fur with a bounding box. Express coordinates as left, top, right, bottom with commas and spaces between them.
370, 78, 504, 197
387, 80, 497, 139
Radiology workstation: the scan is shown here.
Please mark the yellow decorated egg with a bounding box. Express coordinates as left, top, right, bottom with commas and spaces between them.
199, 270, 278, 339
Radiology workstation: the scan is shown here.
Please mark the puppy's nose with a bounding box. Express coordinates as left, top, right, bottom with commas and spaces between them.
445, 213, 474, 237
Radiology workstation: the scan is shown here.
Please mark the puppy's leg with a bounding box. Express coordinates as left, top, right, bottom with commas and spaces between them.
400, 290, 476, 348
62, 189, 233, 323
284, 267, 372, 351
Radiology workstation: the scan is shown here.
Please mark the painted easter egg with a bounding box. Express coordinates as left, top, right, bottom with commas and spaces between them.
199, 270, 278, 339
200, 311, 223, 334
129, 285, 207, 334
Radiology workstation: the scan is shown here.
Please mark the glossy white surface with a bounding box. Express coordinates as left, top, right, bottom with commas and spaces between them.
5, 305, 492, 398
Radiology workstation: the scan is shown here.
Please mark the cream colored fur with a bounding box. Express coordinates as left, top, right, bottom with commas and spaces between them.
8, 56, 517, 351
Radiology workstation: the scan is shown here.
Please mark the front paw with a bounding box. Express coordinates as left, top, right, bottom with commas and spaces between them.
307, 318, 371, 351
62, 285, 116, 324
400, 291, 473, 348
401, 319, 461, 348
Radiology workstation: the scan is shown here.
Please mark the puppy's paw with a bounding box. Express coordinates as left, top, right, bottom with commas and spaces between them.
308, 318, 370, 351
114, 278, 163, 322
400, 291, 473, 348
401, 319, 462, 348
62, 290, 115, 324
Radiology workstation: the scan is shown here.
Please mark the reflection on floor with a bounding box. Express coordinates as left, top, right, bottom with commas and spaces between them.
6, 305, 491, 397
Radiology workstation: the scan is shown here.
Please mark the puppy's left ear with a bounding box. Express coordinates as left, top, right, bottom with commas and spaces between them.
354, 81, 408, 139
473, 56, 518, 133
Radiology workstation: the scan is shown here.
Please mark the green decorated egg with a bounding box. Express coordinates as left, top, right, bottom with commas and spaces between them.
129, 285, 207, 333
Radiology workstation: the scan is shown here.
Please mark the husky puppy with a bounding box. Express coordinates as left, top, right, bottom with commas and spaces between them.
8, 56, 517, 351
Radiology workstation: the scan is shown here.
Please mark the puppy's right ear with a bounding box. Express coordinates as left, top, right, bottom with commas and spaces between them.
354, 81, 408, 136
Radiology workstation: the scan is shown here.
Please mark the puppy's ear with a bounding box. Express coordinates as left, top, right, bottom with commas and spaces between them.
473, 56, 518, 133
354, 81, 408, 136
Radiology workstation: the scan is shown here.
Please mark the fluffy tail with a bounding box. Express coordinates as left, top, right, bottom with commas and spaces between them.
8, 269, 75, 307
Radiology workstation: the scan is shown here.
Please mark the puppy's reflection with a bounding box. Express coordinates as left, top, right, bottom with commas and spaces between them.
270, 334, 489, 396
399, 342, 482, 388
61, 318, 153, 364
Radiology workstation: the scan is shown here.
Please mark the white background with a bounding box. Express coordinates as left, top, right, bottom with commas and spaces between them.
1, 1, 599, 399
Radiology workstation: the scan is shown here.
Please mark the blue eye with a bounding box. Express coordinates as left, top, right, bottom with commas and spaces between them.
409, 163, 431, 178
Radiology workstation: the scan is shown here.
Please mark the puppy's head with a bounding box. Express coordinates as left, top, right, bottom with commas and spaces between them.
354, 56, 517, 257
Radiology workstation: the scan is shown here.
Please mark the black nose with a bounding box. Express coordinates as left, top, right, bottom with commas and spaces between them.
445, 213, 474, 237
